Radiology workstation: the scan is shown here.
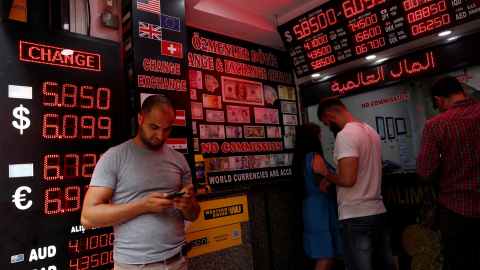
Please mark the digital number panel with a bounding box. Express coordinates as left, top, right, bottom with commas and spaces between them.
0, 21, 123, 270
278, 0, 480, 78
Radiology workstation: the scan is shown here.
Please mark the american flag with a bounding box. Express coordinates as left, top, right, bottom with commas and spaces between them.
137, 0, 160, 14
139, 21, 162, 41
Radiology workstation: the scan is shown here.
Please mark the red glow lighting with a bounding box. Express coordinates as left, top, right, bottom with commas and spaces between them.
411, 13, 450, 35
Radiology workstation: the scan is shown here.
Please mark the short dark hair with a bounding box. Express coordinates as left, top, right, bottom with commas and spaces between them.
317, 97, 346, 121
141, 95, 175, 116
430, 76, 463, 109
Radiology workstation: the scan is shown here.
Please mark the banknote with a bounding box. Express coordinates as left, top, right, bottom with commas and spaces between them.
192, 121, 197, 134
189, 69, 203, 89
226, 105, 250, 123
270, 153, 290, 167
284, 135, 295, 149
229, 156, 250, 170
190, 88, 197, 100
278, 85, 296, 101
199, 124, 225, 139
244, 125, 265, 138
193, 138, 199, 152
254, 107, 279, 124
222, 76, 264, 105
280, 100, 297, 114
204, 157, 229, 172
267, 126, 282, 138
226, 126, 243, 138
250, 155, 271, 169
284, 126, 296, 135
203, 94, 222, 109
206, 110, 225, 122
264, 85, 278, 105
205, 74, 219, 92
191, 102, 203, 119
283, 114, 298, 125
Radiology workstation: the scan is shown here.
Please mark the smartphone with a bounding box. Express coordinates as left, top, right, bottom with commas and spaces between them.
164, 191, 186, 199
313, 174, 324, 187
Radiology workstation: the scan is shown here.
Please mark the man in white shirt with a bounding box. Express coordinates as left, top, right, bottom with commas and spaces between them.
317, 97, 395, 270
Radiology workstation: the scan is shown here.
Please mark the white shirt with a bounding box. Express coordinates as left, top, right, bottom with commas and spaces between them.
333, 122, 387, 220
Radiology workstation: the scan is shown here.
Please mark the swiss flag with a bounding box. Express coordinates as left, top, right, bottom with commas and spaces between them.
161, 40, 183, 58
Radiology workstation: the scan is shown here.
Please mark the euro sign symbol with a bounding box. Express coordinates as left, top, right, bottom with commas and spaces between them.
12, 186, 33, 210
12, 104, 31, 135
285, 31, 292, 43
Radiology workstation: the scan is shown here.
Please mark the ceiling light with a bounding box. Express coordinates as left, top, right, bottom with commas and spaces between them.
311, 73, 320, 78
438, 30, 452, 36
366, 55, 376, 60
61, 49, 74, 56
375, 58, 388, 63
447, 36, 459, 41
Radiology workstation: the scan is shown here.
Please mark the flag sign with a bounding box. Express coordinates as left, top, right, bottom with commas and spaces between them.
139, 21, 162, 41
160, 14, 181, 32
137, 0, 160, 14
174, 110, 186, 126
161, 40, 182, 58
166, 138, 188, 154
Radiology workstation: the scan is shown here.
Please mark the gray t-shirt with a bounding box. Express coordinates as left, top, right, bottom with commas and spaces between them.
90, 139, 192, 264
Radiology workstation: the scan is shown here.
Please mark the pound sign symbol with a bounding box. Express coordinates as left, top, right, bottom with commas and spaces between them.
12, 104, 31, 135
12, 186, 33, 210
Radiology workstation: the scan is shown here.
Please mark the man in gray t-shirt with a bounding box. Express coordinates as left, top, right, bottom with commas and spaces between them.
81, 95, 200, 269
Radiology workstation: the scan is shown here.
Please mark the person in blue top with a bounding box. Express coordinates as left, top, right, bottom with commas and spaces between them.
293, 123, 341, 270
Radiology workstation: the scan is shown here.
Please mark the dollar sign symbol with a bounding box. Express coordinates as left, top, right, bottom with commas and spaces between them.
12, 104, 31, 135
285, 31, 292, 43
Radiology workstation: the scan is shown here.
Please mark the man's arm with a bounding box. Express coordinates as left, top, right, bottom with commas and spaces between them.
174, 184, 201, 222
81, 186, 176, 229
319, 156, 358, 193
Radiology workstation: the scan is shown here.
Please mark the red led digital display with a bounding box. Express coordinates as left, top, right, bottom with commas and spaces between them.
44, 186, 85, 214
292, 8, 337, 40
42, 82, 110, 110
278, 0, 480, 77
69, 250, 113, 270
0, 22, 122, 270
342, 0, 386, 19
19, 41, 102, 71
69, 233, 114, 253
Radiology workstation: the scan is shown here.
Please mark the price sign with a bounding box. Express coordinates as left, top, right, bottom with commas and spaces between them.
278, 0, 480, 78
0, 21, 123, 270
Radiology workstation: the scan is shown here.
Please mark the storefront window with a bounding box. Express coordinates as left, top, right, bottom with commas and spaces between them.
306, 65, 480, 170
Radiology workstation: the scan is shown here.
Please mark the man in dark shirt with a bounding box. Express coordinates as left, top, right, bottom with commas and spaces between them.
417, 75, 480, 270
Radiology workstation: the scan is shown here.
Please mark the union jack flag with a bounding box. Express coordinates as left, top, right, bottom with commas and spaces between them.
139, 21, 162, 41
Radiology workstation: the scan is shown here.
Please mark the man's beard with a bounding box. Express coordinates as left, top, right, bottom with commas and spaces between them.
139, 126, 165, 149
330, 120, 342, 138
